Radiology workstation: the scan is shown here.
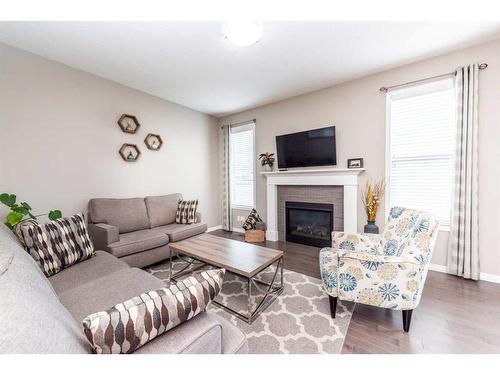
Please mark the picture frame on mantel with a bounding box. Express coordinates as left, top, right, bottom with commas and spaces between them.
347, 158, 364, 169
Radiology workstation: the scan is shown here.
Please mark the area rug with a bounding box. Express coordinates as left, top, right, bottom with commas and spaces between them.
146, 258, 353, 354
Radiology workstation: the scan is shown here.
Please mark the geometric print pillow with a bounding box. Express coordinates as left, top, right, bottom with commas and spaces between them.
242, 208, 263, 230
82, 268, 225, 354
175, 199, 198, 224
19, 213, 95, 277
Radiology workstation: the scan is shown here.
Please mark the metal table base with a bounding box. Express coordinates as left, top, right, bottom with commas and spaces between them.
169, 255, 284, 324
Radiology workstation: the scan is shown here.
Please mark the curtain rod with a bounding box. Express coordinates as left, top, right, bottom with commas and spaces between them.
379, 63, 488, 93
220, 118, 256, 129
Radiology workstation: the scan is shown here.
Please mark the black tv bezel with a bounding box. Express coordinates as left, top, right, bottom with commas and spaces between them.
276, 125, 337, 169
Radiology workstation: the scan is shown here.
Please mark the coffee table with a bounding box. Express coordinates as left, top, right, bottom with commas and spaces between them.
168, 233, 284, 324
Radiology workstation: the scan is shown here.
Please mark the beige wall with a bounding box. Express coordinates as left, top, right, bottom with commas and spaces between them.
0, 43, 221, 227
221, 39, 500, 277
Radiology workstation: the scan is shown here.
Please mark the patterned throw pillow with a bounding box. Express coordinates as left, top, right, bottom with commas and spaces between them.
175, 199, 198, 224
242, 208, 263, 230
19, 214, 95, 277
82, 269, 225, 354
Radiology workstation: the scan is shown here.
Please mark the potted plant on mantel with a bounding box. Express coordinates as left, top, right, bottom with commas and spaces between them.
0, 192, 62, 241
361, 179, 385, 234
259, 152, 275, 172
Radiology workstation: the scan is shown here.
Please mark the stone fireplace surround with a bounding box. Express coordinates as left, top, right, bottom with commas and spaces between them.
261, 168, 364, 242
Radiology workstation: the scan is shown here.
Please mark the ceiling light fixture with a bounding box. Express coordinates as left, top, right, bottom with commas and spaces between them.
223, 21, 263, 47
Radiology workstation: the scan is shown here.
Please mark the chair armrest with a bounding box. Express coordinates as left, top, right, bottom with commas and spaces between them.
332, 231, 383, 254
88, 223, 119, 250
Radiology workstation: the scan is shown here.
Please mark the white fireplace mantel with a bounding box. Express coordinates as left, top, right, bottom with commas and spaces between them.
261, 168, 365, 242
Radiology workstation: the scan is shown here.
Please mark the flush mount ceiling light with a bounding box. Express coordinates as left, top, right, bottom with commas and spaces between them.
223, 21, 263, 47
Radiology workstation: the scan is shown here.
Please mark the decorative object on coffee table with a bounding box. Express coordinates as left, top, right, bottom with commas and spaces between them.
144, 133, 163, 150
259, 152, 275, 172
119, 143, 141, 162
347, 158, 364, 168
361, 179, 385, 234
117, 114, 140, 134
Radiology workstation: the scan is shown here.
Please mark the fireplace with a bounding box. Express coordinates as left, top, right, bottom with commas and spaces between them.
285, 201, 334, 247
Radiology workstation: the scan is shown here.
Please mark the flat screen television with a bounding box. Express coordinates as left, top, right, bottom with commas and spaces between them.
276, 126, 336, 169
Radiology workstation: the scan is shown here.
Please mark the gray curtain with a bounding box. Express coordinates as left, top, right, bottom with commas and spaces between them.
447, 64, 480, 280
221, 124, 232, 231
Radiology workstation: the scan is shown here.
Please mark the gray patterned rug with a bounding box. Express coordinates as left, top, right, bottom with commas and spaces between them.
146, 258, 353, 354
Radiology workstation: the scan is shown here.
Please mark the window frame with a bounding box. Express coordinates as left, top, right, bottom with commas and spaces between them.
229, 121, 256, 211
385, 77, 456, 232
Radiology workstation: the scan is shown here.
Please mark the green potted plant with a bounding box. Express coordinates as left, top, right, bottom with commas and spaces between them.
258, 152, 276, 172
0, 192, 63, 238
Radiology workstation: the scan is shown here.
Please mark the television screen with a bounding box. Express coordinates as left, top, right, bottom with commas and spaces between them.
276, 126, 336, 169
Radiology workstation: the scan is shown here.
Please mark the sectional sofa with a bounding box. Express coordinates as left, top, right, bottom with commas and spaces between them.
87, 193, 207, 268
0, 224, 248, 354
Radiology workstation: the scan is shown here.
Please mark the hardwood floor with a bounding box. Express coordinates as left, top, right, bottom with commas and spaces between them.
210, 229, 500, 354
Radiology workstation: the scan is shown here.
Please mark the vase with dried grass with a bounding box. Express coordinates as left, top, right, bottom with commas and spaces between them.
361, 179, 385, 234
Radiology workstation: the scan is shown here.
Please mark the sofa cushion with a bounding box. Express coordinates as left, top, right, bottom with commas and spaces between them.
119, 245, 171, 269
145, 193, 182, 228
82, 269, 225, 354
19, 214, 95, 277
107, 229, 169, 258
0, 225, 89, 354
89, 198, 150, 234
49, 251, 129, 294
134, 312, 222, 354
154, 222, 207, 242
58, 267, 165, 322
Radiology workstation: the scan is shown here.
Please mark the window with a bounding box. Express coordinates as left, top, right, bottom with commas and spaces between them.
230, 122, 255, 209
387, 78, 456, 228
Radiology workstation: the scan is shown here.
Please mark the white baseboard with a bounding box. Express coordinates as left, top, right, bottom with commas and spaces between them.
206, 225, 246, 234
479, 272, 500, 284
429, 263, 500, 284
207, 225, 222, 232
428, 263, 448, 273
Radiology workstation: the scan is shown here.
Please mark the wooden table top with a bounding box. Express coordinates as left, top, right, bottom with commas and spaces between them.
169, 233, 283, 278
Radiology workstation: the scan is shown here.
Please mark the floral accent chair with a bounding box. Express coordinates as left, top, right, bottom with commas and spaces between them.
319, 207, 440, 332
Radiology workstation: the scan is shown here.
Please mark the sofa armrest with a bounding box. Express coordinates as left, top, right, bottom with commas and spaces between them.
88, 223, 119, 250
195, 211, 202, 223
332, 231, 383, 254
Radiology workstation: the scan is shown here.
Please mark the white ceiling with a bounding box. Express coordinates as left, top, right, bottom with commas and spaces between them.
1, 21, 499, 117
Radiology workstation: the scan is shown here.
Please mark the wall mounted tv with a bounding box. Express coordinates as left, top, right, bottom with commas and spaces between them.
276, 126, 336, 169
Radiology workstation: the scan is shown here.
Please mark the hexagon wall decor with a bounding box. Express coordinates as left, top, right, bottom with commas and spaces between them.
119, 143, 141, 162
144, 133, 163, 150
118, 114, 140, 134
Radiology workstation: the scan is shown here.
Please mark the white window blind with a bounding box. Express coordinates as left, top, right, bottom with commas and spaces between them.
387, 78, 456, 228
230, 122, 255, 209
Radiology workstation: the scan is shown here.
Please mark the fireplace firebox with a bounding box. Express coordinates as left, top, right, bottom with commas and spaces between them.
285, 201, 334, 248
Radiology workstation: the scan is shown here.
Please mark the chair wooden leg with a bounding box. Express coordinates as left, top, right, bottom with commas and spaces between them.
329, 296, 337, 319
402, 310, 413, 332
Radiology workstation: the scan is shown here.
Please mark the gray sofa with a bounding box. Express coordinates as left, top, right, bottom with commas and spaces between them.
87, 194, 207, 268
0, 225, 248, 354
